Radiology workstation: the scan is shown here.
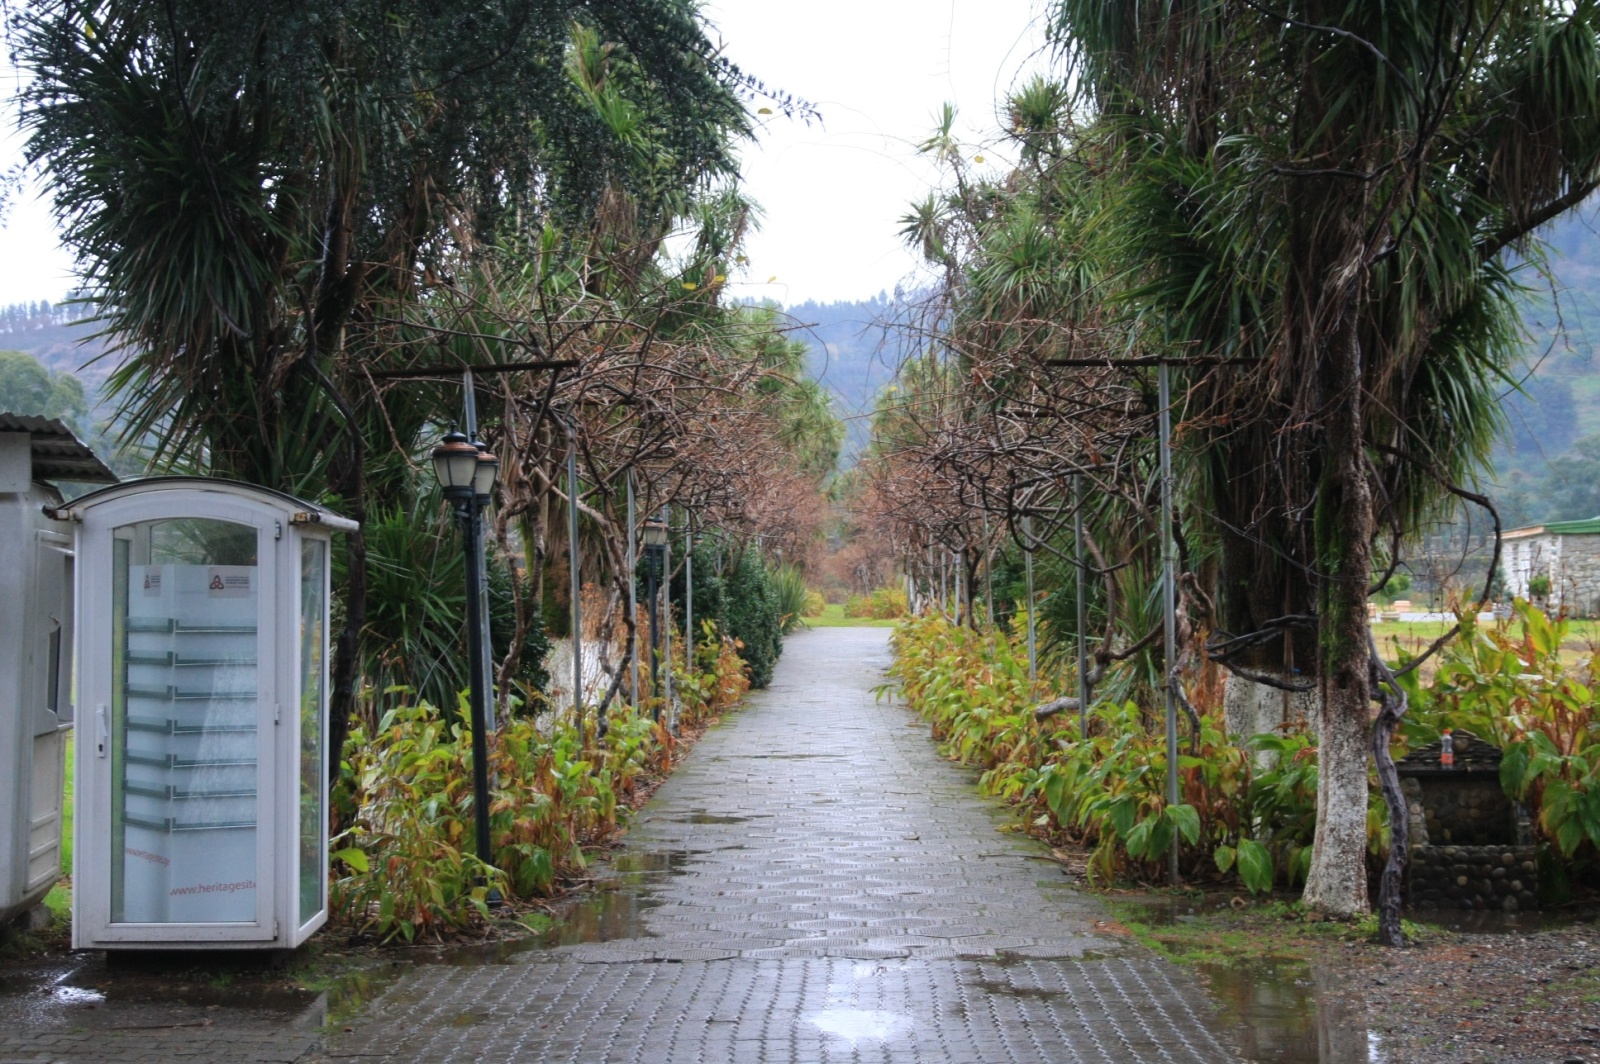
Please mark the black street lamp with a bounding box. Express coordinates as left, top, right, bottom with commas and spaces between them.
641, 515, 668, 719
431, 428, 499, 880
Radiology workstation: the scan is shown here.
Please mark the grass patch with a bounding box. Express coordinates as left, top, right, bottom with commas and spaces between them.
1372, 616, 1600, 669
45, 733, 73, 926
1106, 896, 1438, 969
801, 603, 899, 628
61, 733, 72, 877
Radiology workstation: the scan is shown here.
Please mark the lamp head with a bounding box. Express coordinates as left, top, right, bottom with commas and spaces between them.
642, 516, 668, 551
472, 442, 500, 502
430, 429, 479, 501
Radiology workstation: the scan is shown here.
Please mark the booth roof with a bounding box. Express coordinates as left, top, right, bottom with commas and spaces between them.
60, 475, 358, 531
0, 412, 118, 484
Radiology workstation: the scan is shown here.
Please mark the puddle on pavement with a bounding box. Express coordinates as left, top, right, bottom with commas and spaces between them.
805, 1007, 913, 1044
534, 884, 661, 948
0, 837, 701, 1037
1202, 957, 1384, 1064
971, 978, 1068, 1001
666, 808, 770, 824
1113, 898, 1384, 1063
0, 951, 382, 1032
611, 848, 697, 874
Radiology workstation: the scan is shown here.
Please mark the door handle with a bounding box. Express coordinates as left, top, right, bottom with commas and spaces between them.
96, 704, 108, 758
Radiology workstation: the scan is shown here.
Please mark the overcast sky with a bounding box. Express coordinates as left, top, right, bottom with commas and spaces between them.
0, 1, 1052, 309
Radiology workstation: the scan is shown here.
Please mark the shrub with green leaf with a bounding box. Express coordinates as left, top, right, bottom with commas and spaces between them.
331, 628, 756, 943
770, 563, 810, 634
887, 612, 1384, 892
331, 701, 647, 941
717, 544, 784, 688
667, 540, 784, 688
1403, 599, 1600, 870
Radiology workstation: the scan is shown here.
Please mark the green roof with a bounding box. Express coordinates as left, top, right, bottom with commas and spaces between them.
1544, 516, 1600, 535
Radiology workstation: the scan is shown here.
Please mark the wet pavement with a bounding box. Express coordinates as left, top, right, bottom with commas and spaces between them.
0, 953, 330, 1062
315, 627, 1239, 1063
0, 626, 1373, 1062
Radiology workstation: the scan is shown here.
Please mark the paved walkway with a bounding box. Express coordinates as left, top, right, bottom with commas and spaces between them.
318, 627, 1239, 1064
0, 627, 1243, 1063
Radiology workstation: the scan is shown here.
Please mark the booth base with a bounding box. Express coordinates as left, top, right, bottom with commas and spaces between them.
103, 946, 300, 972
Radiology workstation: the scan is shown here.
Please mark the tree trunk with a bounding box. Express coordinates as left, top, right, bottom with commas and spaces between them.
1222, 671, 1318, 763
1301, 305, 1373, 918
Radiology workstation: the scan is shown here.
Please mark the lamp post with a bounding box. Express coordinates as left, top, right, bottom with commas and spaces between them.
641, 515, 668, 719
431, 429, 499, 877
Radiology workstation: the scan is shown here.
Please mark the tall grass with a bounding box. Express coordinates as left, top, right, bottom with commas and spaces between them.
771, 563, 810, 634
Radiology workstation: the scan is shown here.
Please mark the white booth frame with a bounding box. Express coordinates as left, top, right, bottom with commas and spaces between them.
68, 480, 350, 950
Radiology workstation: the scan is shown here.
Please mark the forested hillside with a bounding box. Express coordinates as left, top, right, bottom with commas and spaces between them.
1492, 211, 1600, 526
0, 298, 111, 389
778, 292, 921, 462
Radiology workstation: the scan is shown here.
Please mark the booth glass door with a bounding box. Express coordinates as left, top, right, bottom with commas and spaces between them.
109, 517, 268, 927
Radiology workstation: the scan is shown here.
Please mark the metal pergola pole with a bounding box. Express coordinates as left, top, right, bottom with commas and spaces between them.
627, 472, 639, 708
662, 505, 675, 733
1023, 514, 1037, 685
950, 549, 957, 622
646, 539, 662, 720
1159, 361, 1180, 887
955, 549, 964, 626
1075, 474, 1089, 740
566, 418, 584, 738
459, 370, 494, 878
940, 549, 948, 619
685, 515, 694, 672
981, 510, 995, 629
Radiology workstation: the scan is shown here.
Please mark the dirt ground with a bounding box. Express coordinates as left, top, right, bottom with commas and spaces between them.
1349, 923, 1600, 1064
1110, 894, 1600, 1064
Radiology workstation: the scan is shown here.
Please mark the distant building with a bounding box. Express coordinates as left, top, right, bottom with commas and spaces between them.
1503, 516, 1600, 616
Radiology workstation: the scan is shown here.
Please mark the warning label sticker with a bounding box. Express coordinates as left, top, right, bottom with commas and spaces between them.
207, 568, 252, 598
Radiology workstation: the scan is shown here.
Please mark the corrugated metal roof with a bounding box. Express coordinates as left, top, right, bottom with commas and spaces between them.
0, 412, 118, 484
1544, 516, 1600, 536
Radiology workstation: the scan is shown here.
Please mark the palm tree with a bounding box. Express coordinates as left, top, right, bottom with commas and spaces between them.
1051, 0, 1600, 926
15, 0, 758, 766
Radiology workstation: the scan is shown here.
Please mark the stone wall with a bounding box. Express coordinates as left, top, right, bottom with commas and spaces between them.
1559, 534, 1600, 617
1407, 845, 1538, 912
1416, 776, 1513, 846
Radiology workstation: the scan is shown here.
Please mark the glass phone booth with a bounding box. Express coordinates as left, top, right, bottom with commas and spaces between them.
66, 478, 355, 950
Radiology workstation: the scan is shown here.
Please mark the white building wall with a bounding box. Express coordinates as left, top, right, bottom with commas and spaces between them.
0, 473, 73, 925
1557, 535, 1600, 616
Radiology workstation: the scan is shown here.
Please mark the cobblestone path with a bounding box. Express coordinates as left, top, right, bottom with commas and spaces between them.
320, 627, 1240, 1064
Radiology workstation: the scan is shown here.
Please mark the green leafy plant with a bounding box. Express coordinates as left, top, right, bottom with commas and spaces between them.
887, 612, 1390, 892
334, 699, 657, 941
770, 563, 811, 634
1407, 599, 1600, 863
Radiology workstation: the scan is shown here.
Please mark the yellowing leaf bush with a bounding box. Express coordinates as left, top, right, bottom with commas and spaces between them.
332, 628, 752, 942
887, 613, 1371, 891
